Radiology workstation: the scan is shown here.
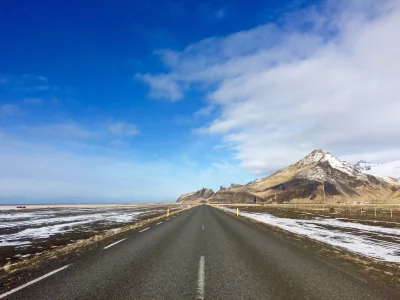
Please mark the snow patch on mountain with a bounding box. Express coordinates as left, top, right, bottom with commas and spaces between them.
322, 152, 356, 177
297, 150, 367, 182
305, 166, 326, 181
297, 149, 325, 167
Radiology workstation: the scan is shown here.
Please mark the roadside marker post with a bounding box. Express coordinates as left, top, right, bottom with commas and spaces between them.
167, 209, 170, 217
236, 208, 239, 216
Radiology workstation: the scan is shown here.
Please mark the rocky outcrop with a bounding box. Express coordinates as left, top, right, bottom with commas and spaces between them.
176, 188, 214, 202
209, 183, 253, 203
212, 190, 258, 204
230, 183, 244, 189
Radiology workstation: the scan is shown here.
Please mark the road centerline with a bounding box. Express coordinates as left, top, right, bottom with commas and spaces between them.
139, 227, 150, 233
0, 265, 71, 299
197, 256, 205, 300
104, 238, 127, 250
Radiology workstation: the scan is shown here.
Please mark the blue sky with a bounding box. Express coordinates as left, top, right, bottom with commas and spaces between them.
1, 0, 399, 203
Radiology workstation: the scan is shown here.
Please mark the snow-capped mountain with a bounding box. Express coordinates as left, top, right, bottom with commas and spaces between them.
212, 149, 397, 204
355, 160, 400, 180
291, 149, 368, 181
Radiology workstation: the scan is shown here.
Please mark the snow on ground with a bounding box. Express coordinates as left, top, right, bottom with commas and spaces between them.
0, 212, 138, 229
221, 207, 400, 263
0, 206, 166, 247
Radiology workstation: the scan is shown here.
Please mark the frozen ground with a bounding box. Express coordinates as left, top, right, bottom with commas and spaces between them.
221, 207, 400, 263
0, 205, 177, 264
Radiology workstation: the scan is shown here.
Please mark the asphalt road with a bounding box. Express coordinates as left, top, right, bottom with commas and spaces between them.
2, 205, 399, 300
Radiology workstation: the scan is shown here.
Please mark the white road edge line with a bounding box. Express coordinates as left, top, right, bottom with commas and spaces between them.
197, 256, 205, 299
104, 238, 127, 250
156, 222, 163, 225
139, 227, 150, 233
0, 264, 71, 299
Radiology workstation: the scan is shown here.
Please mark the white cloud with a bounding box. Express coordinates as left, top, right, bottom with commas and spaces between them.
0, 104, 20, 117
0, 134, 251, 202
108, 122, 140, 137
186, 160, 198, 167
25, 123, 95, 139
136, 73, 183, 101
109, 139, 129, 148
2, 120, 142, 147
215, 9, 225, 19
194, 105, 215, 117
24, 98, 44, 105
0, 142, 175, 201
140, 0, 400, 174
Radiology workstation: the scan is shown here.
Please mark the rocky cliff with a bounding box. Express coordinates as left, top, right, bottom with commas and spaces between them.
176, 188, 214, 202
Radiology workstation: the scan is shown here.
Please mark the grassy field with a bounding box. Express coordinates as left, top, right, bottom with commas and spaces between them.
214, 203, 400, 222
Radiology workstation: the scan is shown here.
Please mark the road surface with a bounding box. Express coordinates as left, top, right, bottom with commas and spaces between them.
1, 205, 399, 300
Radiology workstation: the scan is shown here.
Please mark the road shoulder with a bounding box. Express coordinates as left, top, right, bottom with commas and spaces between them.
211, 205, 400, 294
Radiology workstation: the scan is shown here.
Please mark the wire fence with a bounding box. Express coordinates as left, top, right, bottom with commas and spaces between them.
215, 203, 400, 220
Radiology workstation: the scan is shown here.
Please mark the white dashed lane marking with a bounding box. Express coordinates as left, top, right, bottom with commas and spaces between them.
104, 238, 127, 250
0, 265, 71, 299
197, 256, 205, 299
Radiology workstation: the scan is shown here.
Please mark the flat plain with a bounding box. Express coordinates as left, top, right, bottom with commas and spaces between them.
0, 204, 180, 266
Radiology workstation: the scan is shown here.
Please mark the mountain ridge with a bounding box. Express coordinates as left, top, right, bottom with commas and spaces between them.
177, 149, 400, 203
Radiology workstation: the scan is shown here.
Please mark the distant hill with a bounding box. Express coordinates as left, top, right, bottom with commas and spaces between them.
176, 188, 214, 202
